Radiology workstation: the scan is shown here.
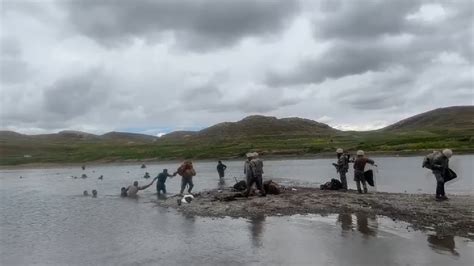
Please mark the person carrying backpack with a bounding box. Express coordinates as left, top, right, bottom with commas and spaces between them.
174, 160, 196, 195
423, 149, 453, 201
333, 148, 349, 190
244, 152, 266, 197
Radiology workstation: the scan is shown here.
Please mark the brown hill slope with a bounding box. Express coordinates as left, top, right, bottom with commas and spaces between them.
382, 106, 474, 132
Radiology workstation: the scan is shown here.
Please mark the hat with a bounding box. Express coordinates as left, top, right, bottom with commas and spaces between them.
356, 150, 365, 156
336, 148, 343, 154
442, 149, 453, 158
246, 152, 258, 158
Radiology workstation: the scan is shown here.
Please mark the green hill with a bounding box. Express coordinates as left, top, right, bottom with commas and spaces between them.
0, 106, 473, 165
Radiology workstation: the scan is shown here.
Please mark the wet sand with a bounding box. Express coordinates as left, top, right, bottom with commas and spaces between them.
157, 187, 474, 239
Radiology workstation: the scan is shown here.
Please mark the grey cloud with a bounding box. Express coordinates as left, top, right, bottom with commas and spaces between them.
266, 41, 402, 86
182, 83, 303, 113
43, 70, 110, 119
1, 37, 21, 57
316, 0, 421, 40
0, 58, 29, 84
267, 0, 473, 87
0, 37, 30, 84
62, 0, 299, 50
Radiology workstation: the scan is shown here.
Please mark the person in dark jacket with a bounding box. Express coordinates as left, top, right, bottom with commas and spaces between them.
154, 169, 175, 195
353, 150, 376, 194
216, 161, 227, 181
333, 148, 349, 190
431, 149, 452, 201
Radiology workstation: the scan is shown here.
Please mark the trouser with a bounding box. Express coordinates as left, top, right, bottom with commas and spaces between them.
156, 182, 166, 194
218, 171, 225, 178
433, 171, 445, 197
339, 171, 348, 190
354, 170, 367, 193
180, 176, 194, 194
245, 174, 266, 196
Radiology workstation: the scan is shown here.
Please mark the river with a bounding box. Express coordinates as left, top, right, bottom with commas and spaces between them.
1, 155, 473, 265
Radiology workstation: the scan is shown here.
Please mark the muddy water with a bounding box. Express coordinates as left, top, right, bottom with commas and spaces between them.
1, 156, 473, 265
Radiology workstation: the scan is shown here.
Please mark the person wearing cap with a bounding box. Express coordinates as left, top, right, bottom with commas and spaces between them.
333, 148, 349, 190
154, 169, 176, 195
244, 152, 266, 197
431, 149, 453, 200
353, 150, 376, 194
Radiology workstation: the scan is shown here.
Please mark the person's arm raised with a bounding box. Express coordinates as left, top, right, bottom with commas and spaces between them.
139, 179, 155, 190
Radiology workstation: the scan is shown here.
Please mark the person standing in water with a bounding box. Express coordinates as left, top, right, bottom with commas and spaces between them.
353, 150, 376, 194
216, 160, 227, 182
154, 169, 175, 195
125, 179, 155, 197
333, 148, 349, 190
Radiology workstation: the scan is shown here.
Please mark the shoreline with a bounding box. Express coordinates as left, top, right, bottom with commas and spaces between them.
155, 187, 474, 239
1, 152, 473, 170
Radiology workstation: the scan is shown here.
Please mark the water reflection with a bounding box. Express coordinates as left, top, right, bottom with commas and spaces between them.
338, 213, 353, 233
427, 234, 460, 256
337, 213, 378, 237
248, 215, 265, 248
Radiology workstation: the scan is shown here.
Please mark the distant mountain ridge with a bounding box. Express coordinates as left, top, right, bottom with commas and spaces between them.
1, 106, 473, 143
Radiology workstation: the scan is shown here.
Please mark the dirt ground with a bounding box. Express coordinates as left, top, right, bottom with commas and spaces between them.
156, 186, 474, 239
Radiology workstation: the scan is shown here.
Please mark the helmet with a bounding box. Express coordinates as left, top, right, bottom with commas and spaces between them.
336, 148, 343, 154
442, 149, 453, 158
356, 150, 365, 156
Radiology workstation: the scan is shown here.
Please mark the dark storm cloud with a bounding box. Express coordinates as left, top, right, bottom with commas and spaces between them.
316, 0, 421, 40
266, 0, 473, 88
62, 0, 299, 50
266, 41, 400, 86
43, 69, 110, 119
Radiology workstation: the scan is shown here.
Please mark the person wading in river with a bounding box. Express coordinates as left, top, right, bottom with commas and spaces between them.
333, 148, 349, 190
126, 179, 155, 197
244, 152, 266, 197
174, 161, 196, 195
154, 169, 175, 195
353, 150, 376, 194
216, 160, 227, 182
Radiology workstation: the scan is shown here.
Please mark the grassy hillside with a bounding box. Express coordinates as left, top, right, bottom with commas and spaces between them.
0, 106, 473, 165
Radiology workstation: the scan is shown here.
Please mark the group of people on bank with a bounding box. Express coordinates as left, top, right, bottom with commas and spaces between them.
333, 148, 455, 200
119, 147, 455, 201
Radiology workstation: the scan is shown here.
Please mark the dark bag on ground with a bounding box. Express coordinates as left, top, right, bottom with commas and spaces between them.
263, 180, 280, 195
320, 178, 343, 190
443, 168, 457, 182
364, 170, 375, 187
233, 180, 247, 191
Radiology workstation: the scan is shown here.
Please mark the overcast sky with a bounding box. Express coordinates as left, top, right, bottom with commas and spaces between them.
1, 0, 472, 135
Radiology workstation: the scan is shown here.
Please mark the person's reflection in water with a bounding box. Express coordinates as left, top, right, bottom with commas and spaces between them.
427, 233, 459, 256
337, 213, 353, 236
217, 179, 226, 190
356, 213, 378, 237
249, 215, 265, 248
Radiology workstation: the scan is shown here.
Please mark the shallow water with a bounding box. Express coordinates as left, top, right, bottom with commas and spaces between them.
1, 156, 473, 265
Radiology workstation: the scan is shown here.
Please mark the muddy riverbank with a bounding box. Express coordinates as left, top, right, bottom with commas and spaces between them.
157, 186, 474, 239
